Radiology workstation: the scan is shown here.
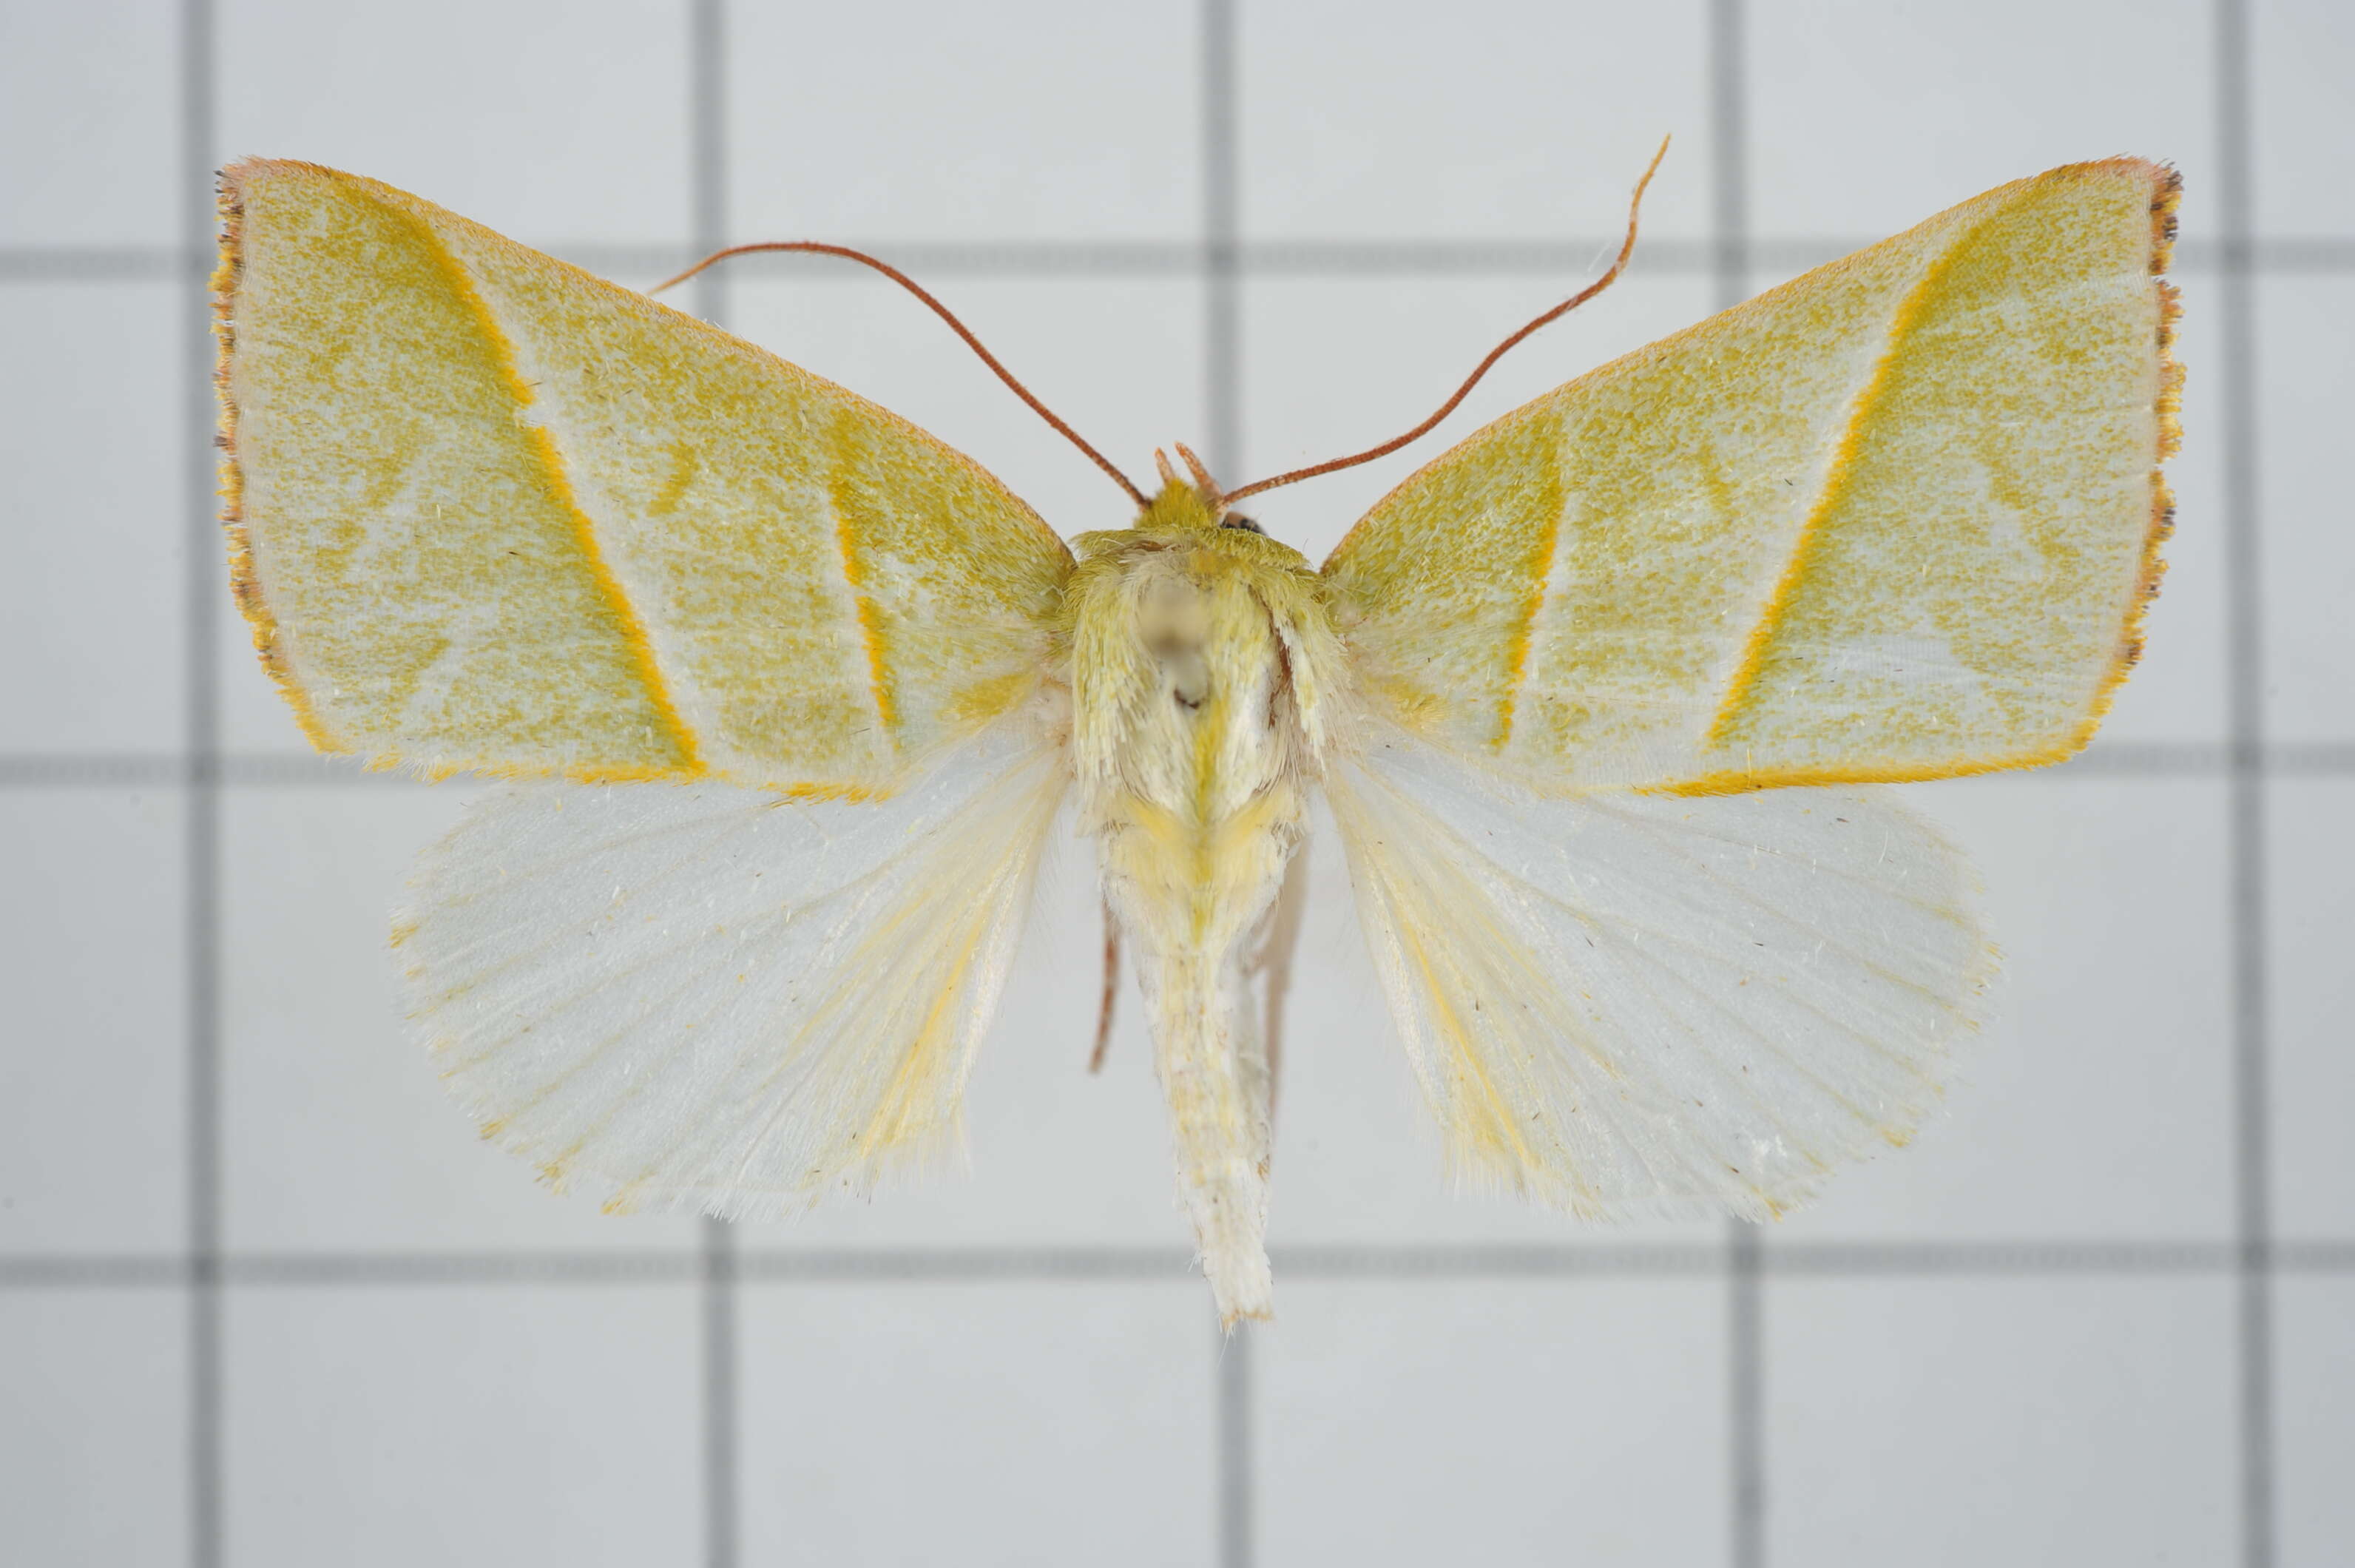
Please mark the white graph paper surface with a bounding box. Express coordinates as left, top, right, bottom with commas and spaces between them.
1, 3, 2348, 1565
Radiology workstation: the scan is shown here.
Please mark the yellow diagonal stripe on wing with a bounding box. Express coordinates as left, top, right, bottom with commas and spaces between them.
221, 160, 1072, 791
1325, 159, 2176, 792
394, 203, 705, 772
1690, 165, 2170, 787
432, 191, 1072, 785
1321, 414, 1564, 746
1702, 192, 2004, 751
820, 399, 1075, 754
219, 162, 694, 778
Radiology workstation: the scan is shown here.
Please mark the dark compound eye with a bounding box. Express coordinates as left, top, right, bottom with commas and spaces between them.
1219, 513, 1263, 535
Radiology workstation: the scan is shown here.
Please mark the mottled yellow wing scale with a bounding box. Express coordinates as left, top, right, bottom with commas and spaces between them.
216, 159, 1071, 791
1323, 158, 2180, 792
216, 152, 2186, 1324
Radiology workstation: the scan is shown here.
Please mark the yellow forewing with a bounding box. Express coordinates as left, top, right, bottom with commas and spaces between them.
1322, 159, 2180, 792
217, 159, 1071, 790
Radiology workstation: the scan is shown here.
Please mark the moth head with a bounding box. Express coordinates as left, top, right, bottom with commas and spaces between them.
1141, 444, 1260, 533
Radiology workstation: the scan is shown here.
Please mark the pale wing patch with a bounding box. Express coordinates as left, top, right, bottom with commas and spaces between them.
397, 716, 1068, 1216
1324, 728, 1996, 1217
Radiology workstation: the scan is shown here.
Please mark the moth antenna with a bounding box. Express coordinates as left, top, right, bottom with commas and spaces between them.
1155, 448, 1180, 487
1224, 136, 1671, 507
1174, 442, 1225, 512
652, 241, 1148, 507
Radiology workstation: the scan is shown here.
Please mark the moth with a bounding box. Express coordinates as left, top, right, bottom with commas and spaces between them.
214, 152, 2180, 1325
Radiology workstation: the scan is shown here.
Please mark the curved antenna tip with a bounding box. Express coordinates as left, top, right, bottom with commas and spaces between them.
1223, 138, 1674, 507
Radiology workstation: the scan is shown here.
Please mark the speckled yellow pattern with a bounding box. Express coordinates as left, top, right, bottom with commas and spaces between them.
217, 160, 1071, 791
223, 155, 2184, 1328
1323, 159, 2180, 793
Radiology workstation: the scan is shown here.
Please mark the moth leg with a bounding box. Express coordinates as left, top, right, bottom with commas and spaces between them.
1251, 848, 1311, 1120
1089, 901, 1121, 1073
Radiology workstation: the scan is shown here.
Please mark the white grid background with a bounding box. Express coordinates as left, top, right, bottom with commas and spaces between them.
2, 1, 2350, 1564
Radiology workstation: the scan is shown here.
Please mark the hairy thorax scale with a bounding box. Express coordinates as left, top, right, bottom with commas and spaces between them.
1060, 478, 1348, 1322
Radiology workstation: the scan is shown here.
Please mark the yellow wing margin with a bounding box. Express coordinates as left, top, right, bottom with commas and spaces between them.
1322, 159, 2182, 793
215, 158, 1071, 791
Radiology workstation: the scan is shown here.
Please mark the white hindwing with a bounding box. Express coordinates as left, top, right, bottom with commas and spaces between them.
1325, 728, 1997, 1218
398, 717, 1068, 1217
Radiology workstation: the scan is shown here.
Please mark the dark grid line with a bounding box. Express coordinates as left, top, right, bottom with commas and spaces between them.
2214, 3, 2276, 1566
178, 4, 221, 1567
1200, 7, 1255, 1567
683, 1, 742, 1560
699, 1231, 738, 1568
7, 235, 2354, 284
1708, 8, 1766, 1567
0, 755, 497, 787
8, 739, 2354, 791
1216, 1328, 1254, 1568
689, 7, 740, 1568
1203, 0, 1243, 485
14, 1238, 2348, 1291
71, 13, 2313, 1567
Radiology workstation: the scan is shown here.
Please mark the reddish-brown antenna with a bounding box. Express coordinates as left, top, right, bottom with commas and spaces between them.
1223, 138, 1672, 507
652, 242, 1148, 507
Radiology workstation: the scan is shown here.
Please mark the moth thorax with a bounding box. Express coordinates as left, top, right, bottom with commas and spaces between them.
1085, 547, 1305, 828
1139, 572, 1213, 710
